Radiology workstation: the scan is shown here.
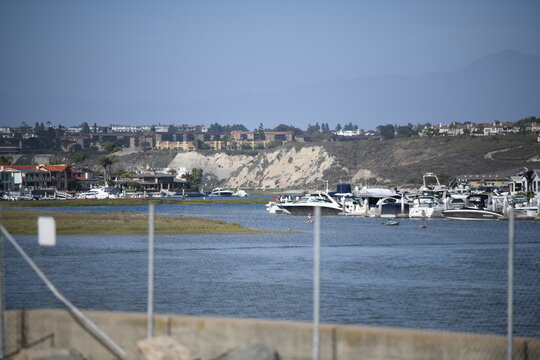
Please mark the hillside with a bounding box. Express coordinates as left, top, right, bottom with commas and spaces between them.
163, 135, 539, 188
322, 135, 539, 185
12, 135, 538, 189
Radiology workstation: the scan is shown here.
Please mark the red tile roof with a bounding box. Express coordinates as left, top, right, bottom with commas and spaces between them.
43, 165, 69, 172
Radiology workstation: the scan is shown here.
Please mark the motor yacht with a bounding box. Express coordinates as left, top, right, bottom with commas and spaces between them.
233, 189, 248, 197
278, 192, 344, 216
441, 194, 503, 220
409, 196, 445, 218
266, 195, 295, 214
208, 188, 234, 197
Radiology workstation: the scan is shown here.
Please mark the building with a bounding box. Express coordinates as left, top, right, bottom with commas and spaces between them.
294, 135, 312, 142
0, 164, 78, 193
156, 141, 197, 151
130, 172, 179, 191
109, 125, 151, 133
483, 122, 516, 136
228, 130, 293, 149
453, 173, 510, 189
524, 122, 540, 133
509, 168, 540, 194
0, 126, 11, 135
333, 129, 363, 137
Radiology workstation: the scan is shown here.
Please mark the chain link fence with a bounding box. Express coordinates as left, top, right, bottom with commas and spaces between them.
1, 206, 539, 359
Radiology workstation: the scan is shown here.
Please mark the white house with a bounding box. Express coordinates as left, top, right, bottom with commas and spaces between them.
509, 168, 540, 194
333, 129, 363, 136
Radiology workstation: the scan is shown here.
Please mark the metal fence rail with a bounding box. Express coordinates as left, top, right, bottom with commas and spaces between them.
1, 205, 539, 360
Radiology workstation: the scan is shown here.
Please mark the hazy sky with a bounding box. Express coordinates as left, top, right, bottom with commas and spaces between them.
1, 0, 539, 105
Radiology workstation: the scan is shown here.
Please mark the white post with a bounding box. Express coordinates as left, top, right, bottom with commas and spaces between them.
148, 204, 155, 338
400, 194, 405, 216
507, 206, 515, 360
0, 227, 129, 360
313, 206, 321, 360
364, 198, 369, 217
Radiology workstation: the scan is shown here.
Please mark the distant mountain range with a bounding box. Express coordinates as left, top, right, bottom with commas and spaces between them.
1, 50, 539, 129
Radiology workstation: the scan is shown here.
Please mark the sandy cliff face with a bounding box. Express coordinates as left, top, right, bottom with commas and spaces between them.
224, 146, 340, 189
165, 136, 539, 189
167, 146, 343, 188
168, 152, 252, 180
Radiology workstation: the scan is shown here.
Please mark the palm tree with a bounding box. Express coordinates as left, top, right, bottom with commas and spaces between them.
99, 156, 115, 184
518, 167, 536, 198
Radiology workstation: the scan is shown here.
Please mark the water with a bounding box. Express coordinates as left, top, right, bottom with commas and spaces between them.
4, 203, 540, 336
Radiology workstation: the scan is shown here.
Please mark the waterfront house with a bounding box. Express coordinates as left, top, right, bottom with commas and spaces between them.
0, 164, 78, 193
130, 172, 179, 191
509, 168, 540, 195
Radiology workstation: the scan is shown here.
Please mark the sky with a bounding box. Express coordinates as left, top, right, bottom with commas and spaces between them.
1, 0, 539, 110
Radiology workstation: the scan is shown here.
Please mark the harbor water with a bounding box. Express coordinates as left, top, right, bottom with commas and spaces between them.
4, 203, 540, 337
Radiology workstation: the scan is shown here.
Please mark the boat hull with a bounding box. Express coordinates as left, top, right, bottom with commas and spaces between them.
280, 205, 343, 216
409, 207, 443, 218
208, 192, 233, 197
441, 209, 503, 220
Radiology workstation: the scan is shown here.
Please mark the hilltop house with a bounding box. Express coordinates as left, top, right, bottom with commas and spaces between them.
482, 122, 517, 136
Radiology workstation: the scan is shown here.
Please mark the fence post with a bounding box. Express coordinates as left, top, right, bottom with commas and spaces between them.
507, 206, 514, 360
313, 206, 321, 360
0, 222, 5, 358
148, 204, 155, 339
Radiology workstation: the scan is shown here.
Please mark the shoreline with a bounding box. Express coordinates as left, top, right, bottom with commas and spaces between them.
0, 210, 284, 235
0, 197, 271, 207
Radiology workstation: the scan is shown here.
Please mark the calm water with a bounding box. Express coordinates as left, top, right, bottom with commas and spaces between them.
4, 203, 540, 336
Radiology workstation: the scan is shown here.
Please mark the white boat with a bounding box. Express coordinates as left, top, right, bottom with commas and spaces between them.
208, 188, 234, 197
266, 195, 294, 214
161, 189, 179, 197
278, 192, 344, 216
352, 187, 401, 217
78, 187, 123, 200
442, 194, 503, 220
409, 196, 445, 218
372, 196, 411, 218
233, 189, 248, 197
419, 172, 448, 194
512, 196, 539, 217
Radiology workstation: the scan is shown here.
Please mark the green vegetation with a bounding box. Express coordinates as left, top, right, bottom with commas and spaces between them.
323, 134, 538, 185
1, 210, 266, 235
181, 168, 204, 191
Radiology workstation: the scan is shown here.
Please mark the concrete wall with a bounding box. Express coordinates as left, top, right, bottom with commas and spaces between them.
4, 309, 540, 360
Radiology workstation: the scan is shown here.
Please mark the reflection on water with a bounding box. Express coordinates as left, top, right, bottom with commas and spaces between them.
5, 203, 540, 336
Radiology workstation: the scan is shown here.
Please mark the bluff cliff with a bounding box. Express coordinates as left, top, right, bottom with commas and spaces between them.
166, 135, 539, 188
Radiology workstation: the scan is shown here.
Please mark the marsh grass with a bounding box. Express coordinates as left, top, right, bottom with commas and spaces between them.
1, 210, 266, 235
